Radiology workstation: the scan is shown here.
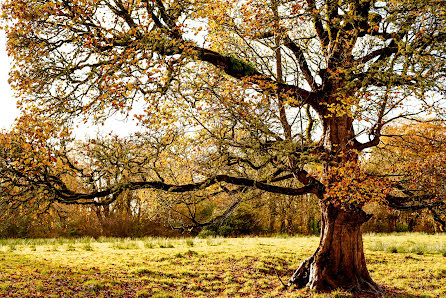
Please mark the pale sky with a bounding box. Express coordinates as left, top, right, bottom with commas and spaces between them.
0, 28, 139, 137
0, 30, 18, 130
0, 16, 205, 135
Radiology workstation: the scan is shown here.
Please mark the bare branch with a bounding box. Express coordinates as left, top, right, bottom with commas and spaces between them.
284, 36, 318, 91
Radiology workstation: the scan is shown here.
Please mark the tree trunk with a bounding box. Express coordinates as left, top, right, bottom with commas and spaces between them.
289, 202, 382, 294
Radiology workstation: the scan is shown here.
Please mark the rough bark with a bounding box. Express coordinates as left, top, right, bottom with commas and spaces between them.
289, 203, 382, 294
287, 105, 383, 294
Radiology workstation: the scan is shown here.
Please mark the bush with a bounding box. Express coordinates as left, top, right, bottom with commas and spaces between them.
0, 215, 33, 238
197, 229, 217, 238
396, 222, 409, 233
199, 206, 263, 237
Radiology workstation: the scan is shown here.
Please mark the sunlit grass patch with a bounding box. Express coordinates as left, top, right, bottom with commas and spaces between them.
364, 233, 446, 297
83, 279, 108, 291
143, 240, 155, 249
0, 283, 12, 291
158, 241, 174, 248
66, 244, 76, 251
0, 234, 443, 296
111, 240, 140, 250
83, 243, 94, 251
365, 232, 446, 254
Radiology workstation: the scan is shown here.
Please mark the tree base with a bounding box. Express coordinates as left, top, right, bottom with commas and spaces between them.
288, 203, 382, 295
288, 257, 382, 295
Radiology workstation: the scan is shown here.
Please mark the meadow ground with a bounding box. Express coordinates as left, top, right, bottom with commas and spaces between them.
0, 233, 445, 297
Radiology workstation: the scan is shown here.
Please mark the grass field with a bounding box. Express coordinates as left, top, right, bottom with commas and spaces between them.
0, 233, 445, 297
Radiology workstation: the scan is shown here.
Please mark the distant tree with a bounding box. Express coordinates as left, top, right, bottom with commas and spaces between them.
367, 121, 446, 231
2, 0, 446, 294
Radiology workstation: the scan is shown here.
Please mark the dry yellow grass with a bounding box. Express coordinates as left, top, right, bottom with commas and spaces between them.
0, 233, 444, 297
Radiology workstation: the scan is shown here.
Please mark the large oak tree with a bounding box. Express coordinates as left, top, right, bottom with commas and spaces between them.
1, 0, 446, 294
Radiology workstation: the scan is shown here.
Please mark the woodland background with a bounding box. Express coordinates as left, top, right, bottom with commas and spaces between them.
1, 188, 439, 239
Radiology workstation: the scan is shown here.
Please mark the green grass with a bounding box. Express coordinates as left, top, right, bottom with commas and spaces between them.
0, 233, 444, 297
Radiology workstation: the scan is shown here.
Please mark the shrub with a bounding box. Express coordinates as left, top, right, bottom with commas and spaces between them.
199, 206, 263, 237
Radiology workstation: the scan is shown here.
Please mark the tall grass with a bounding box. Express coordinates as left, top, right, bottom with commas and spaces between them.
1, 233, 445, 255
365, 232, 446, 255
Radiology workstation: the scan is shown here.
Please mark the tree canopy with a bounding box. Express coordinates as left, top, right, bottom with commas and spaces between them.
2, 0, 445, 206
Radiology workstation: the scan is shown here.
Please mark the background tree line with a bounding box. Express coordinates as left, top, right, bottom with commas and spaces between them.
0, 190, 439, 239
